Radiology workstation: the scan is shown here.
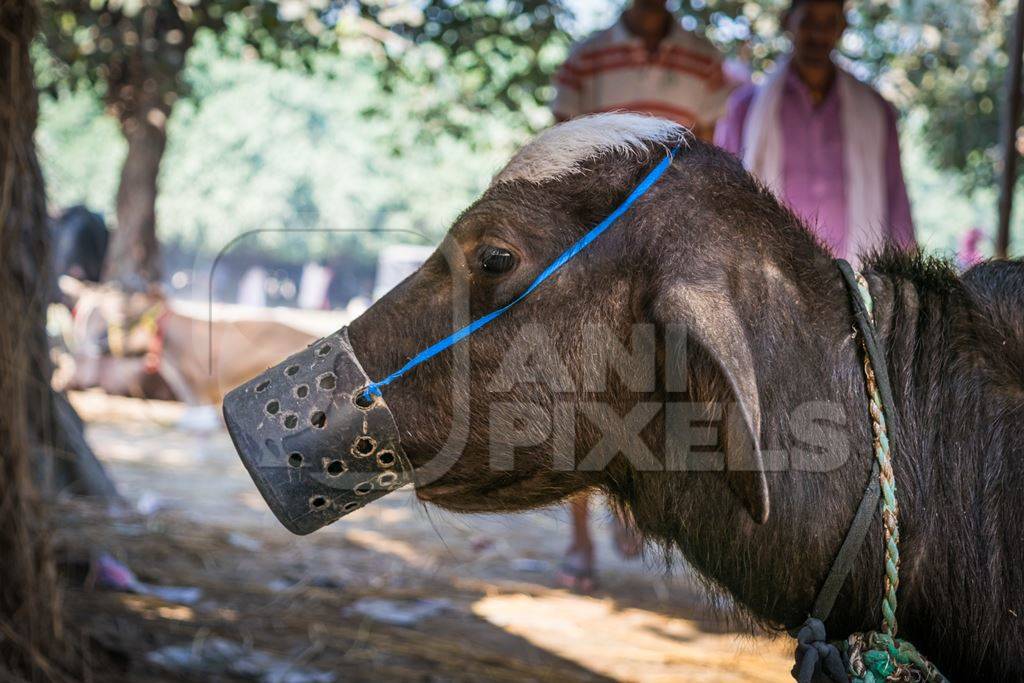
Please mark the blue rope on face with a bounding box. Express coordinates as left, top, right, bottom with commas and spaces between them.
361, 143, 682, 401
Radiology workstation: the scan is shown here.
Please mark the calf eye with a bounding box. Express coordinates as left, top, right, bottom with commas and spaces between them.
480, 246, 515, 274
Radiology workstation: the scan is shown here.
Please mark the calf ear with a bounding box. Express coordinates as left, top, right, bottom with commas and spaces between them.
656, 283, 769, 524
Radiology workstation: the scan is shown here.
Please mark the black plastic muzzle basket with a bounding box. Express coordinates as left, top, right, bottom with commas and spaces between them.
222, 328, 413, 535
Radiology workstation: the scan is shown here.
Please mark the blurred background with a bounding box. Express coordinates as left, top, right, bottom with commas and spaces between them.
36, 0, 1024, 305
2, 1, 1022, 681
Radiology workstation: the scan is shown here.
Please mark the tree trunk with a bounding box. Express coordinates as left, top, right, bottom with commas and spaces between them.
104, 97, 169, 289
0, 1, 75, 678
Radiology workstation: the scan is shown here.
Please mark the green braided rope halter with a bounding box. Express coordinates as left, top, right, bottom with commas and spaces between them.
854, 274, 901, 637
795, 263, 948, 683
843, 274, 947, 683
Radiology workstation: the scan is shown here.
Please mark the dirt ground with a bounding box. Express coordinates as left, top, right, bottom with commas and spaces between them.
61, 391, 794, 683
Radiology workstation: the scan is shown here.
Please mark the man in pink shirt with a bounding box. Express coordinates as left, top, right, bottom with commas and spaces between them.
715, 0, 915, 263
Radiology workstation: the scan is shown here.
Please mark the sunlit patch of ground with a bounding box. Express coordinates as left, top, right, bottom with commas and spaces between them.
67, 391, 793, 682
473, 593, 791, 683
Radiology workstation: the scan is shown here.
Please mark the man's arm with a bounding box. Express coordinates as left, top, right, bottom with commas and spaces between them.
695, 60, 730, 142
551, 55, 583, 123
882, 104, 916, 250
713, 85, 755, 156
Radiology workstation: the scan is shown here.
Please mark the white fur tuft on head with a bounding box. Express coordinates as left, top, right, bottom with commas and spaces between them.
492, 113, 690, 186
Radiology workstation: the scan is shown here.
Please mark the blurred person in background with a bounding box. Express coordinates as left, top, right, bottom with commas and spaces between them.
551, 0, 737, 591
237, 266, 268, 308
553, 0, 733, 140
715, 0, 915, 265
958, 227, 987, 270
298, 262, 334, 310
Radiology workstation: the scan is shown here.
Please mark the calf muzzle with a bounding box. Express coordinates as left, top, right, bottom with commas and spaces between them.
222, 328, 412, 535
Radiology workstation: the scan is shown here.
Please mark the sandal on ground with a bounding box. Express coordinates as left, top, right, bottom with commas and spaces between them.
556, 547, 597, 593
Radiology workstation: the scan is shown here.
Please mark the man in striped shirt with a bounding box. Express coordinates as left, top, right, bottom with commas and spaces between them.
551, 0, 733, 591
552, 0, 733, 140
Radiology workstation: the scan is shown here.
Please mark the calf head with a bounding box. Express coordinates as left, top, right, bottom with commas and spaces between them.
226, 114, 794, 534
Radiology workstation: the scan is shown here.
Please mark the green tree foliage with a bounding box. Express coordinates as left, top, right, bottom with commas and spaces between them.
35, 0, 1024, 270
39, 38, 526, 266
355, 1, 571, 131
167, 39, 524, 261
36, 0, 570, 285
857, 0, 1015, 193
39, 0, 335, 105
38, 0, 571, 122
672, 0, 1018, 193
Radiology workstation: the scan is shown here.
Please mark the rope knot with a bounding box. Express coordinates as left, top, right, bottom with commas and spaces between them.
792, 618, 850, 683
792, 623, 948, 683
791, 264, 948, 683
844, 632, 948, 683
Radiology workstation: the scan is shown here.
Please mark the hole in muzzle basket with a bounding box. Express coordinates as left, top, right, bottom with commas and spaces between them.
352, 436, 375, 457
353, 389, 374, 410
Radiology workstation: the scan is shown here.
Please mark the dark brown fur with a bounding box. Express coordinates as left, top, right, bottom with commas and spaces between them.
349, 135, 1024, 680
